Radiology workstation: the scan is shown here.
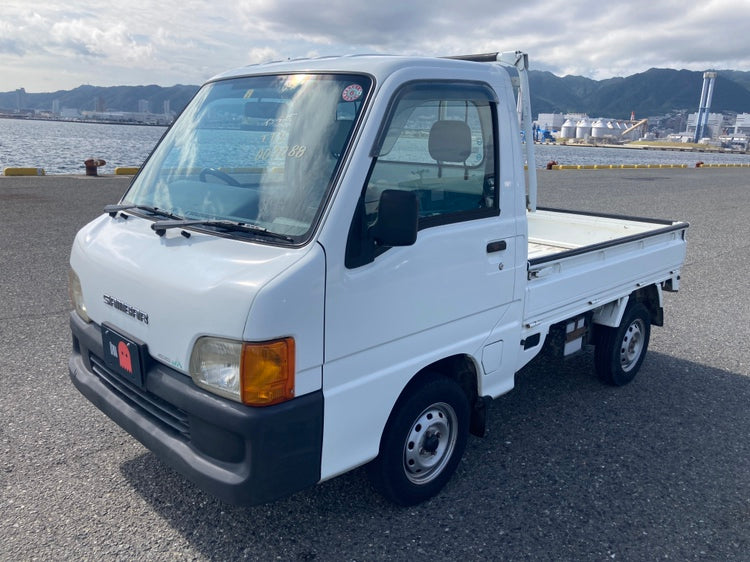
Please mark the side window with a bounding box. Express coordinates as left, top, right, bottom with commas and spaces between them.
366, 82, 497, 229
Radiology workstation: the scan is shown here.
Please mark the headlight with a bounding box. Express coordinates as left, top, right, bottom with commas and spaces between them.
189, 336, 295, 406
189, 337, 243, 401
68, 269, 90, 323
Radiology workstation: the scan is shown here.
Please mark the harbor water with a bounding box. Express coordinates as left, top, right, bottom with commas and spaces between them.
0, 119, 166, 174
1, 118, 750, 174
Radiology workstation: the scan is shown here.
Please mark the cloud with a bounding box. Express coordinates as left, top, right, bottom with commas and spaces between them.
2, 0, 750, 91
0, 38, 26, 56
247, 46, 284, 65
232, 0, 750, 77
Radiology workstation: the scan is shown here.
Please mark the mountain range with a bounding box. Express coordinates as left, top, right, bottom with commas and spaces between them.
529, 68, 750, 118
3, 68, 750, 120
0, 84, 199, 117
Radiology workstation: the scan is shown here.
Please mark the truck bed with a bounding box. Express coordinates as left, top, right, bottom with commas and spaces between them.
522, 208, 688, 343
527, 208, 684, 262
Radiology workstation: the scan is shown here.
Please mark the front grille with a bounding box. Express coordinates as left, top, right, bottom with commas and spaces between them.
89, 354, 191, 439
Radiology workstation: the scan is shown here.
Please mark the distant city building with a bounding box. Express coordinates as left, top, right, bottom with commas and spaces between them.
52, 99, 60, 115
15, 88, 27, 111
95, 96, 106, 113
163, 99, 171, 116
718, 132, 748, 151
82, 111, 129, 122
60, 108, 80, 119
138, 99, 150, 113
76, 108, 171, 125
685, 112, 723, 139
734, 113, 750, 135
535, 112, 565, 131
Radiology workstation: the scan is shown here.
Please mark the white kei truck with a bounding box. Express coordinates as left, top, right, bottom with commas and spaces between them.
68, 51, 688, 506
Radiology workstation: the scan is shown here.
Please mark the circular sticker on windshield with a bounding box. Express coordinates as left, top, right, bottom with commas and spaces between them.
341, 84, 363, 102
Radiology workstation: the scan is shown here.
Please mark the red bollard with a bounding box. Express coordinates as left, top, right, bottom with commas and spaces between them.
84, 158, 106, 176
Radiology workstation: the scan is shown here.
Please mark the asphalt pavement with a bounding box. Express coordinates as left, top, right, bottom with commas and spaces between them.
1, 169, 748, 561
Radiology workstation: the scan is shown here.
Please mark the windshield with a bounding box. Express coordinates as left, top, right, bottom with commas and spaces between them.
123, 73, 371, 242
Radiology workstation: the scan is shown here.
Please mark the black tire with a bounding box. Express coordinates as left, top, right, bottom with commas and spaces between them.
367, 376, 470, 506
595, 301, 651, 386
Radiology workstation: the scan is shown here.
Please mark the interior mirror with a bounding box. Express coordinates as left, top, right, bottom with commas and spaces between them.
370, 190, 418, 247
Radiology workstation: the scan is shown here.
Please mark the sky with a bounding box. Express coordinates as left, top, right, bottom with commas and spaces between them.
2, 0, 750, 93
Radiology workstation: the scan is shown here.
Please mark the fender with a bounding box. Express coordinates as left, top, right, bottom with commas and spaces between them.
592, 296, 630, 328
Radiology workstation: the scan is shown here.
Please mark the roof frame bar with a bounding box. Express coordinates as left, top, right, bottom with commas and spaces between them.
443, 51, 538, 211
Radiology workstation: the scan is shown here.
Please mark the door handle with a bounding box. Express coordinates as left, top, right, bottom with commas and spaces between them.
486, 240, 507, 253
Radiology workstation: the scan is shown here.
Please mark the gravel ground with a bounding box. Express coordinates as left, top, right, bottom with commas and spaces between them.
1, 169, 748, 561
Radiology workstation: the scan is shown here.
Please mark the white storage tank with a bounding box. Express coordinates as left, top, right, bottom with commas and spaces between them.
576, 118, 591, 139
561, 118, 576, 138
591, 119, 608, 138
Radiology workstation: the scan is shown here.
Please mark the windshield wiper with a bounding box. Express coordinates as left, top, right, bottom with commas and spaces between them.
104, 204, 182, 220
150, 219, 294, 242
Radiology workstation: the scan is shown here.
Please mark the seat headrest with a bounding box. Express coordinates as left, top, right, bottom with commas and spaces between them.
428, 120, 472, 162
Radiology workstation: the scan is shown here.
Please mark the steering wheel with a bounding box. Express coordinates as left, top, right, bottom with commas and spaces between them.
199, 167, 241, 186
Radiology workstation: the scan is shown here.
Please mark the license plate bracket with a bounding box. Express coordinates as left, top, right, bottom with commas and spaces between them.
101, 323, 148, 388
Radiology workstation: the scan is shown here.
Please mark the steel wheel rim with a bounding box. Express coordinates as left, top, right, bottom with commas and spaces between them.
403, 402, 458, 485
620, 318, 646, 372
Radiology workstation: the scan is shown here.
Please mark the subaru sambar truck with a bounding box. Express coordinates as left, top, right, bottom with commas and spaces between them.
68, 51, 688, 506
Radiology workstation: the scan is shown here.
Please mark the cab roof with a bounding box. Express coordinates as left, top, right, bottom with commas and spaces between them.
207, 54, 495, 84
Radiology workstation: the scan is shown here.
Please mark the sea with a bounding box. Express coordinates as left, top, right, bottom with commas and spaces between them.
0, 119, 166, 174
1, 118, 750, 174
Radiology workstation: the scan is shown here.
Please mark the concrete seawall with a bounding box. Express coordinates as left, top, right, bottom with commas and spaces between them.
2, 166, 747, 211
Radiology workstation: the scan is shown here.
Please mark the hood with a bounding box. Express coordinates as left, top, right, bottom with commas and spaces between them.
70, 213, 309, 373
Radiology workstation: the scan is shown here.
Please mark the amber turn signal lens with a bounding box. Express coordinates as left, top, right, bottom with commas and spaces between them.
240, 338, 295, 406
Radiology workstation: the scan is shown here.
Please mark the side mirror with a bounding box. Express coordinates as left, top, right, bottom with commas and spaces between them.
370, 189, 418, 247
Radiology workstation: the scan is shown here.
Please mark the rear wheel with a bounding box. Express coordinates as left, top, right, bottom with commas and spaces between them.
595, 302, 651, 386
367, 376, 470, 506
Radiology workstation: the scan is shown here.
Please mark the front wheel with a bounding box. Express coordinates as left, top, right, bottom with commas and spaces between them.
367, 376, 470, 506
595, 302, 651, 386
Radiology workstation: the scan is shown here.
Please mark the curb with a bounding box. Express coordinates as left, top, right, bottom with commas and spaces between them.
3, 167, 46, 176
114, 167, 140, 175
548, 163, 750, 170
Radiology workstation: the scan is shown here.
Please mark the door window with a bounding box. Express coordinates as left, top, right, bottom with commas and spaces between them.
366, 82, 498, 229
